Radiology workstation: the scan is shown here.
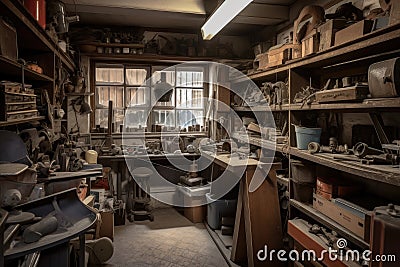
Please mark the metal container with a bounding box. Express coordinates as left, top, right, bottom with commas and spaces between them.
370, 204, 400, 267
23, 0, 46, 29
368, 57, 400, 98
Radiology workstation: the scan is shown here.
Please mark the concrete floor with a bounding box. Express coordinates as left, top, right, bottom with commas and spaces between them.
104, 208, 229, 267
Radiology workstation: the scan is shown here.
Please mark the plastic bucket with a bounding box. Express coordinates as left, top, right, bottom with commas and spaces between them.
206, 193, 237, 230
294, 125, 322, 150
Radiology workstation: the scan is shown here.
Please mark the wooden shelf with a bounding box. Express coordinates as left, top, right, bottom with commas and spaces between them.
0, 56, 54, 83
0, 116, 45, 127
291, 98, 400, 111
232, 24, 400, 83
290, 148, 400, 186
231, 133, 400, 186
290, 199, 369, 250
0, 0, 75, 72
238, 98, 400, 112
85, 42, 144, 48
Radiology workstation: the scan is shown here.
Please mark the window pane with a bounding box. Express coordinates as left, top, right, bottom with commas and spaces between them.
126, 87, 149, 107
114, 109, 125, 132
126, 68, 148, 86
177, 110, 203, 128
152, 88, 175, 107
176, 68, 203, 87
95, 109, 108, 128
152, 70, 175, 86
125, 109, 148, 129
152, 110, 175, 127
96, 86, 124, 108
176, 88, 203, 108
96, 66, 124, 84
95, 109, 126, 132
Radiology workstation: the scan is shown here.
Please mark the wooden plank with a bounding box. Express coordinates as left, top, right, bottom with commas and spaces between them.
290, 98, 400, 111
242, 165, 284, 267
231, 180, 247, 264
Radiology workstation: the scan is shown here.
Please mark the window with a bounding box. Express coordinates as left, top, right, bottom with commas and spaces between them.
94, 63, 205, 132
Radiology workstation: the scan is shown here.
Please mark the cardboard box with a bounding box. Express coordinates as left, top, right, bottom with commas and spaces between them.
313, 194, 366, 239
184, 206, 206, 223
99, 210, 114, 241
318, 19, 348, 51
335, 20, 373, 46
316, 177, 360, 200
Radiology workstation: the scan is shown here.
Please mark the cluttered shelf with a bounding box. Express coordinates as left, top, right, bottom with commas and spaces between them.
288, 218, 363, 267
290, 199, 369, 250
0, 56, 54, 83
82, 52, 221, 63
0, 116, 45, 127
290, 98, 400, 111
234, 98, 400, 112
290, 148, 400, 187
0, 0, 75, 72
232, 23, 400, 83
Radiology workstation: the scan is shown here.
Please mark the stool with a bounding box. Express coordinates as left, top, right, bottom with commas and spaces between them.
127, 167, 154, 222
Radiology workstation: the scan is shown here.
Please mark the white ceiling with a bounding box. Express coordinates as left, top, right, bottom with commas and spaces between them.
64, 0, 297, 35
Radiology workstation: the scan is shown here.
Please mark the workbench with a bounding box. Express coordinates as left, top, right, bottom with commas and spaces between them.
202, 153, 284, 267
98, 153, 200, 200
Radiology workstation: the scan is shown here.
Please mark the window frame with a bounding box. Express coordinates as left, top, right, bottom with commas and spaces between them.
91, 61, 206, 133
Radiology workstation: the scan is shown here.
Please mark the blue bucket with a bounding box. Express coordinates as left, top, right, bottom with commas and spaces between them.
294, 125, 322, 150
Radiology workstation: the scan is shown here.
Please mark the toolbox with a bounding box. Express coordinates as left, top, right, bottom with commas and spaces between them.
0, 82, 39, 121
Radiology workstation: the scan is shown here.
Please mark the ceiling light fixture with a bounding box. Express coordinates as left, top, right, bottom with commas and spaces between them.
201, 0, 253, 40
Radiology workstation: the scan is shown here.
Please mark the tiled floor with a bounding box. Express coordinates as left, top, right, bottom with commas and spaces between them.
104, 208, 229, 267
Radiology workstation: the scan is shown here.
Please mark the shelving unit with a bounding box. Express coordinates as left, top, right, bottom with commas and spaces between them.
231, 21, 400, 254
234, 24, 400, 83
0, 0, 77, 127
0, 0, 75, 72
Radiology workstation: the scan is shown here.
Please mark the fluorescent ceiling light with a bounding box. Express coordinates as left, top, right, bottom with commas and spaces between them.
201, 0, 253, 40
